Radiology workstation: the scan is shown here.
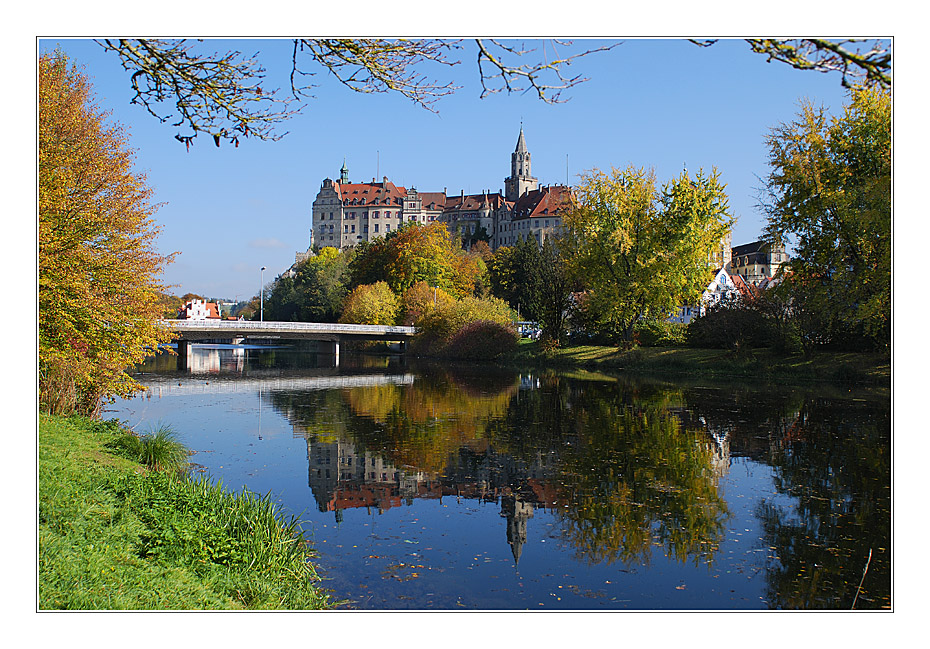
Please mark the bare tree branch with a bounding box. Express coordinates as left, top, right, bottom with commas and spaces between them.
96, 38, 619, 148
97, 39, 303, 149
292, 38, 461, 111
474, 39, 620, 103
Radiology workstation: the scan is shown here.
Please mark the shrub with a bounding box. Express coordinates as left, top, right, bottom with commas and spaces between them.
634, 319, 688, 347
411, 296, 517, 357
442, 320, 519, 359
686, 297, 769, 351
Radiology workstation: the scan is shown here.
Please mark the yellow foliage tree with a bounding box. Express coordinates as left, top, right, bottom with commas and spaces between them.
400, 281, 455, 326
339, 282, 399, 326
39, 52, 176, 417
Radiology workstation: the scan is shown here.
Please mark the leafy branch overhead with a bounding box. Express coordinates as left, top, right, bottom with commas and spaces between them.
97, 38, 890, 149
691, 38, 891, 89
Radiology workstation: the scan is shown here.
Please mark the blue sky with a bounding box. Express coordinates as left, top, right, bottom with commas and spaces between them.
39, 36, 865, 300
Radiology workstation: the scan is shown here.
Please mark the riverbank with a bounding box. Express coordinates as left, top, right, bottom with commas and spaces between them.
38, 414, 335, 610
505, 342, 891, 388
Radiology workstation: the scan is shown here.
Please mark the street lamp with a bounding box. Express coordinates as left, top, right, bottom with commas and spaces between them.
260, 266, 266, 321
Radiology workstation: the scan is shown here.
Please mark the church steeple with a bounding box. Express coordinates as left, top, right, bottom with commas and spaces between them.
505, 124, 538, 202
515, 124, 527, 154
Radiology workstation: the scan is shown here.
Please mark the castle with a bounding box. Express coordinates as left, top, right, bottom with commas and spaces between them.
305, 126, 571, 257
301, 126, 785, 287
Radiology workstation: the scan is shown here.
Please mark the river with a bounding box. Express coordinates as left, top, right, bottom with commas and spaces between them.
108, 343, 891, 610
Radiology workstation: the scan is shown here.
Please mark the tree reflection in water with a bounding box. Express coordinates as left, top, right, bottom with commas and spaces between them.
271, 366, 731, 568
130, 350, 890, 608
753, 398, 891, 609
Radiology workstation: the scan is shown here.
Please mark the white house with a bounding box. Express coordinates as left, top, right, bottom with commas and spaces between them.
178, 299, 221, 320
669, 267, 747, 325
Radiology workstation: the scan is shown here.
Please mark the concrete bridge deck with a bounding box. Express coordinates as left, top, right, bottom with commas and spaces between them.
159, 320, 417, 367
161, 319, 416, 342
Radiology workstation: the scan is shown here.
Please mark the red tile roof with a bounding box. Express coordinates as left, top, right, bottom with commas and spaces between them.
511, 185, 573, 220
418, 192, 447, 210
443, 191, 508, 213
335, 178, 407, 205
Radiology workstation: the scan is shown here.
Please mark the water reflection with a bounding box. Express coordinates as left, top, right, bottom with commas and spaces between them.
265, 366, 734, 570
128, 347, 891, 609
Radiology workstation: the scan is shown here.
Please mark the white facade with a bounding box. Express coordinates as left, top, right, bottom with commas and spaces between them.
179, 299, 216, 320
669, 268, 743, 325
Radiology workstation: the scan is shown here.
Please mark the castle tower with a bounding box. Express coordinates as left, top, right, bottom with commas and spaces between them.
504, 125, 538, 202
340, 158, 349, 184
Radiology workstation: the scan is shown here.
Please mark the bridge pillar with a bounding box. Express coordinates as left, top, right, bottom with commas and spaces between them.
318, 340, 340, 365
231, 337, 245, 345
176, 340, 190, 370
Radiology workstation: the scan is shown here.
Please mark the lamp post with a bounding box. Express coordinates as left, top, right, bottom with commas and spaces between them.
260, 266, 266, 321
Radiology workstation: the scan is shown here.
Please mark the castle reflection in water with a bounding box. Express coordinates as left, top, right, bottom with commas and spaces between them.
303, 435, 561, 564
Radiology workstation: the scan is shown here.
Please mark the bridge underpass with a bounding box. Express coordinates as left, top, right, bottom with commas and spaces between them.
160, 320, 417, 368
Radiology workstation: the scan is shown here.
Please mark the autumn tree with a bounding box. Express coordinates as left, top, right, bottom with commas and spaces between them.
339, 282, 400, 326
349, 223, 482, 299
564, 166, 732, 345
762, 86, 891, 351
400, 281, 455, 326
39, 51, 175, 416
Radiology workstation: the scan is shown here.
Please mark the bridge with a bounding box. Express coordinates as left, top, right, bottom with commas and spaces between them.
159, 320, 417, 366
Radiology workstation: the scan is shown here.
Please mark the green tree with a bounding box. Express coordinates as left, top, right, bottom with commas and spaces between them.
262, 247, 352, 322
762, 86, 890, 351
39, 52, 175, 417
339, 282, 399, 326
535, 237, 575, 344
486, 235, 544, 320
565, 165, 732, 345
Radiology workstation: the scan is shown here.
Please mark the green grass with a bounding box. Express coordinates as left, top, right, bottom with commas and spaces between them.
39, 414, 336, 610
107, 423, 189, 471
507, 342, 891, 387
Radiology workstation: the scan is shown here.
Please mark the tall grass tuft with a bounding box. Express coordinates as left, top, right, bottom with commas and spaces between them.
110, 424, 189, 472
40, 414, 335, 609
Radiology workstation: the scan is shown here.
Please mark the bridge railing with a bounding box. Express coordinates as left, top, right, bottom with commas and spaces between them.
159, 319, 417, 339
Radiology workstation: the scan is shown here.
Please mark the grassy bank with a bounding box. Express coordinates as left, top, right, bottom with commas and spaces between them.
506, 342, 891, 387
38, 414, 335, 610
